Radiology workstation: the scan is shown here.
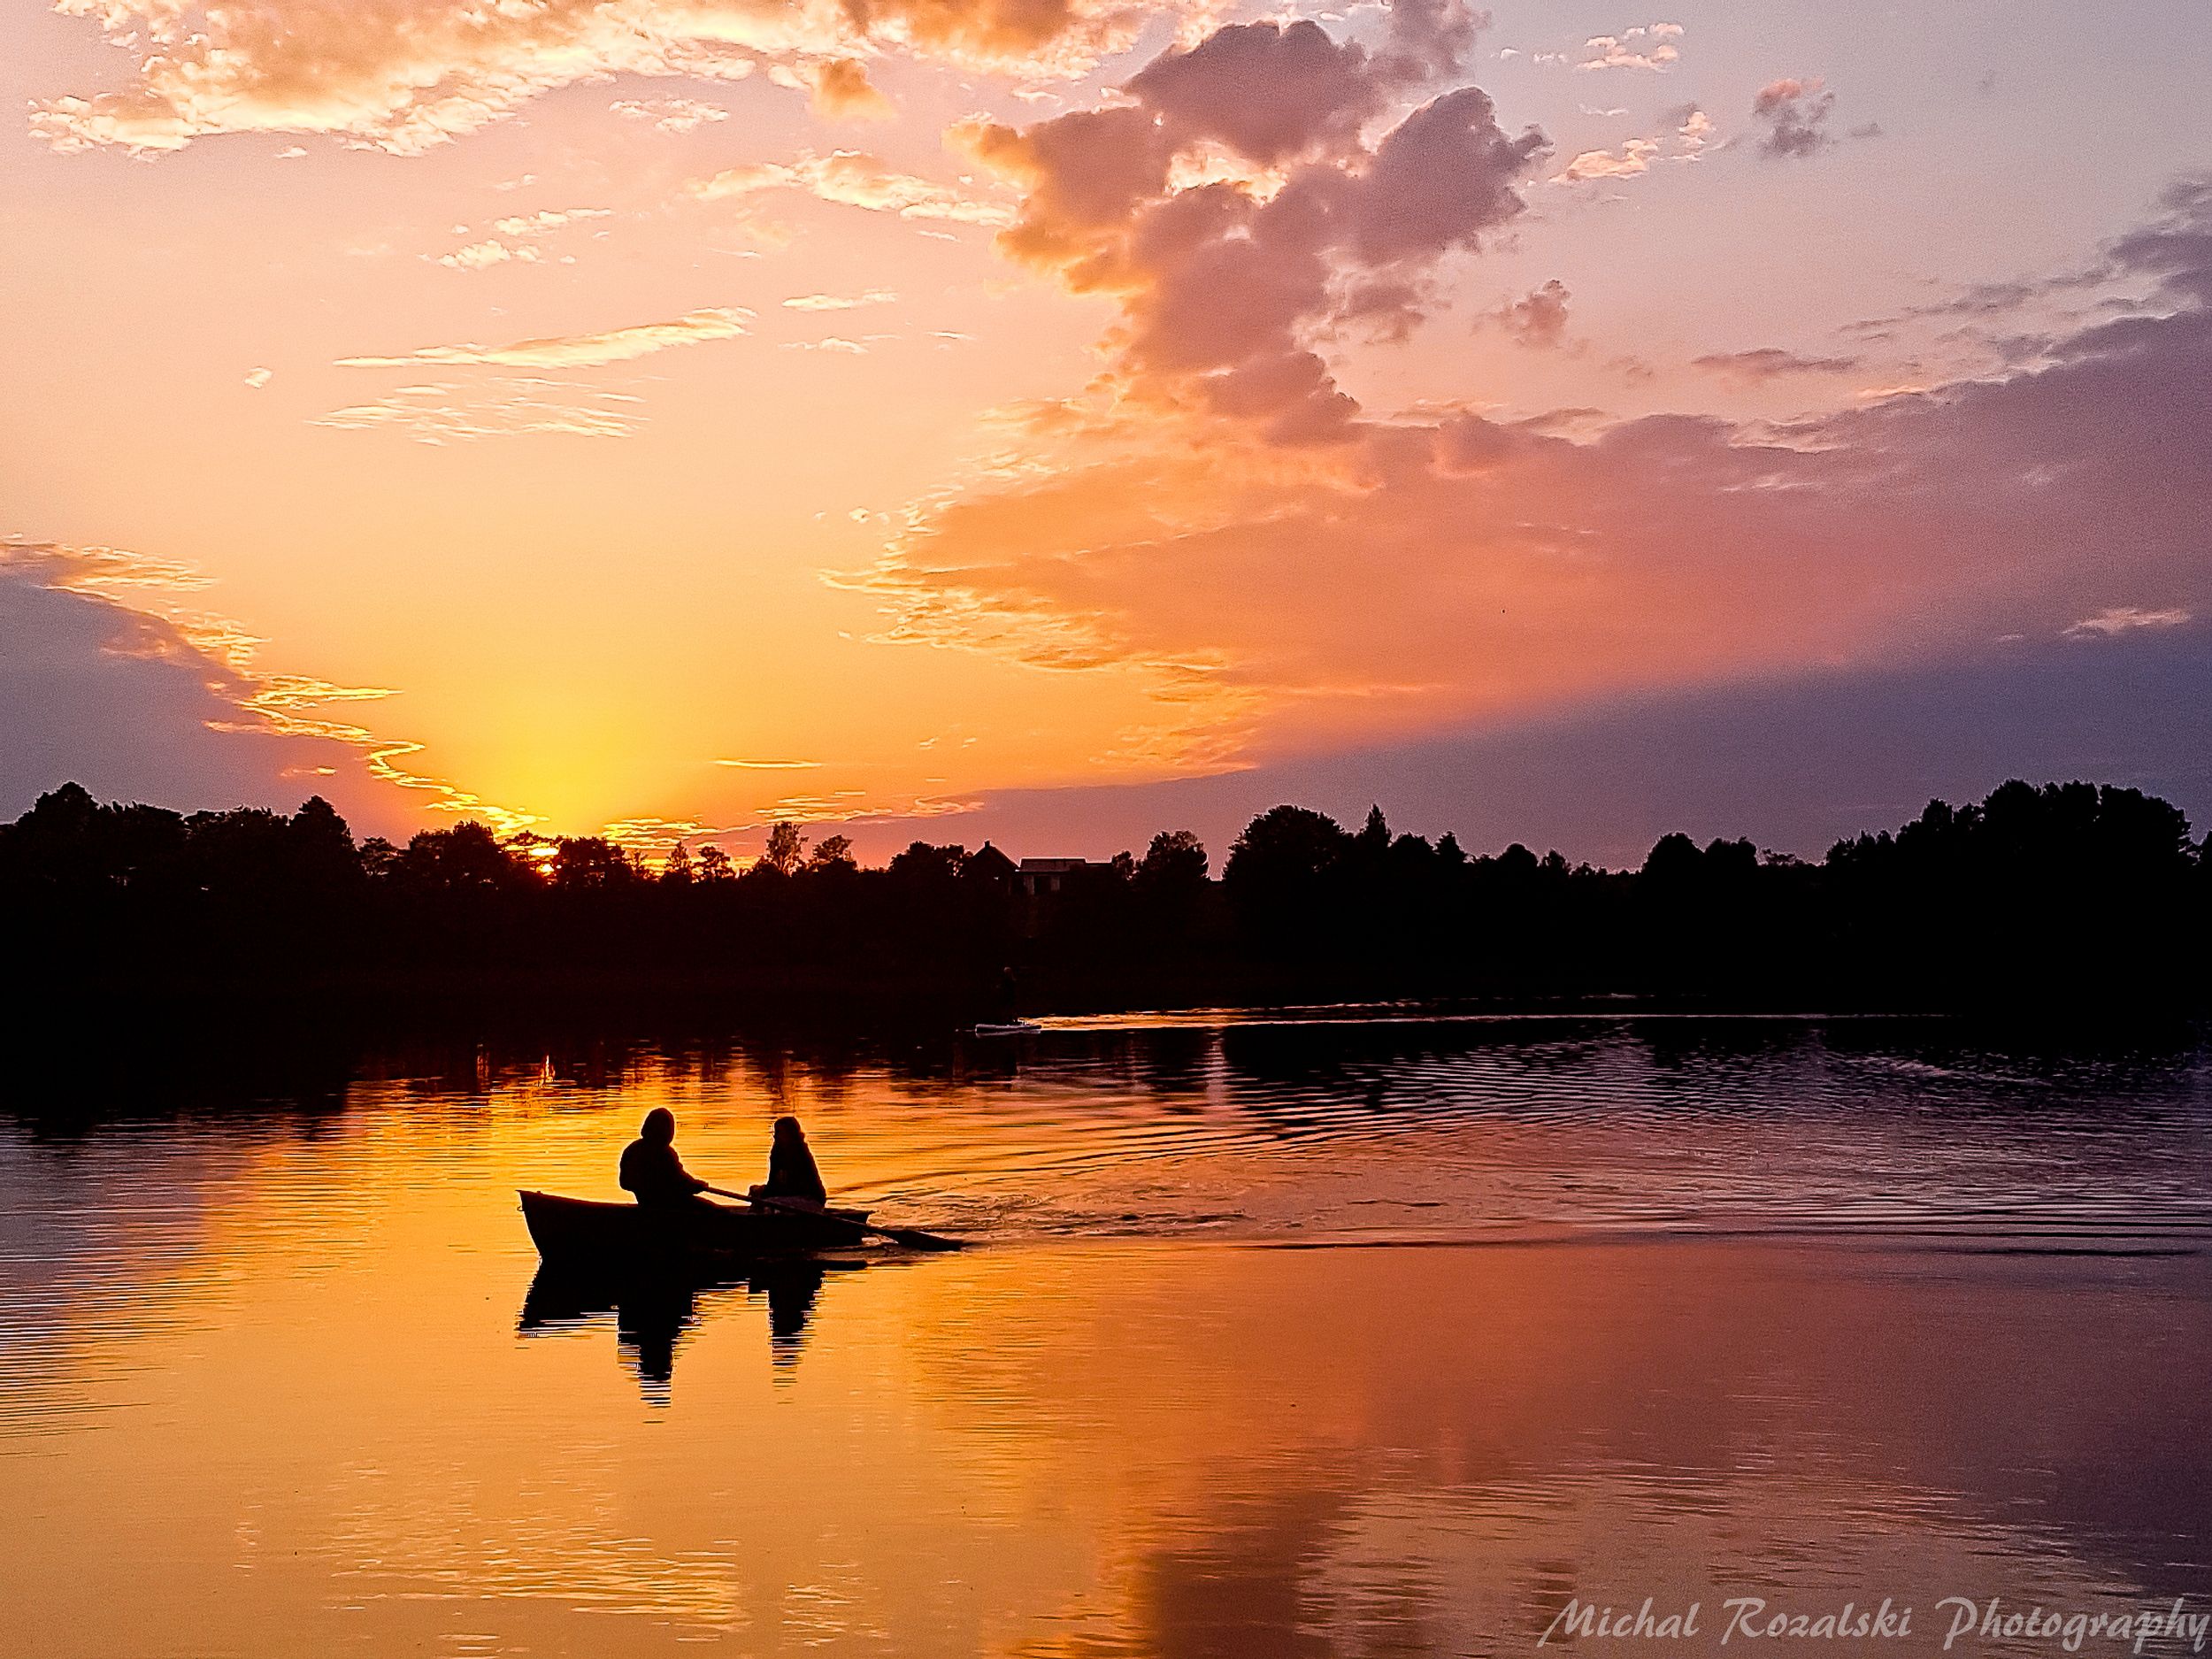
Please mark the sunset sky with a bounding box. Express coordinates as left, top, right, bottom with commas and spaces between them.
5, 0, 2208, 864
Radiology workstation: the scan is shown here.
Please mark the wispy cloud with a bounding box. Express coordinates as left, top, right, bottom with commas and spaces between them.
1, 540, 534, 833
610, 96, 730, 134
693, 151, 1012, 226
311, 379, 646, 442
2065, 607, 2192, 639
783, 290, 900, 311
30, 0, 1171, 155
715, 758, 824, 769
338, 308, 750, 370
1693, 348, 1862, 381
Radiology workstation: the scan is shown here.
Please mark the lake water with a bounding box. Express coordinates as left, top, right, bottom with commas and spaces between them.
4, 1014, 2210, 1657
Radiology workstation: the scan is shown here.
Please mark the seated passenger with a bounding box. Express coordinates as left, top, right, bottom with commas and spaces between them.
749, 1115, 828, 1208
618, 1107, 709, 1209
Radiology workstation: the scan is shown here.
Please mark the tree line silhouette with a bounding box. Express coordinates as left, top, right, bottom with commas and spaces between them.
3, 778, 2205, 1018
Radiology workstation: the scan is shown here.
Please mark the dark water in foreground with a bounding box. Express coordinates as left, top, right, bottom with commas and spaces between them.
4, 1015, 2210, 1656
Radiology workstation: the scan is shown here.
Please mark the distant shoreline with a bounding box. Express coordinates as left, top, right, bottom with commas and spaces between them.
6, 778, 2207, 1048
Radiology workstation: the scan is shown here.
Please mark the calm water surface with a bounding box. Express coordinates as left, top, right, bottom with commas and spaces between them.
4, 1015, 2210, 1656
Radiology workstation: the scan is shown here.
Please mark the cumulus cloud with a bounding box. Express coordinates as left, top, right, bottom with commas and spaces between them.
1552, 104, 1707, 184
491, 206, 611, 238
694, 151, 1013, 225
1555, 138, 1658, 182
810, 57, 895, 119
1575, 21, 1683, 72
1493, 280, 1571, 348
337, 307, 751, 369
1753, 76, 1836, 159
956, 0, 1545, 440
30, 0, 1193, 155
1119, 0, 1485, 165
836, 179, 2212, 771
438, 238, 535, 271
611, 96, 731, 134
434, 205, 609, 270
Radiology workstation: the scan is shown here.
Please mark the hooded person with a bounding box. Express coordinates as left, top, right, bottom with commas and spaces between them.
750, 1115, 828, 1208
618, 1107, 709, 1208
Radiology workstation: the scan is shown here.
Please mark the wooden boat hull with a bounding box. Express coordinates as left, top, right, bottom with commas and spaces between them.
519, 1189, 870, 1271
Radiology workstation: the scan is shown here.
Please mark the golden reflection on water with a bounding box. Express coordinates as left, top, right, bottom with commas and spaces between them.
4, 1026, 2211, 1655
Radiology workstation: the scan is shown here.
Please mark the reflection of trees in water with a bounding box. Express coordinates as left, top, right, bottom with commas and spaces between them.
519, 1261, 843, 1402
0, 1033, 356, 1137
1204, 1020, 1629, 1141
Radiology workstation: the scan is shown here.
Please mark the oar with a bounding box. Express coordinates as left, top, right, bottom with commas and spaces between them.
703, 1187, 966, 1252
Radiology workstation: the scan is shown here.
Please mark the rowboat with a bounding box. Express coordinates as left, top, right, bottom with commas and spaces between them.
519, 1189, 872, 1271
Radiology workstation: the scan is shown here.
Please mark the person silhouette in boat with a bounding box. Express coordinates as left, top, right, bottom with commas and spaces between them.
618, 1107, 710, 1209
749, 1115, 827, 1209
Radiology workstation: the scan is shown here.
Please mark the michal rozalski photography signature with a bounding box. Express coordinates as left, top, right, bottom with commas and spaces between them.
1541, 1596, 2212, 1652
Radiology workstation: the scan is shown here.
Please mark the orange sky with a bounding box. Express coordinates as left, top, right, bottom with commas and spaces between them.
4, 0, 2209, 859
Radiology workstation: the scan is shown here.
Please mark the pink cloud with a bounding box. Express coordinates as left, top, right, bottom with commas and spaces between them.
958, 0, 1546, 439
1493, 280, 1571, 348
841, 175, 2212, 772
1753, 76, 1836, 158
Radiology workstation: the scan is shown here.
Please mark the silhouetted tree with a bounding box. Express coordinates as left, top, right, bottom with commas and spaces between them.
399, 822, 534, 893
553, 837, 640, 889
887, 841, 965, 884
1139, 829, 1209, 887
360, 836, 401, 881
808, 834, 856, 872
761, 822, 807, 877
1224, 805, 1348, 953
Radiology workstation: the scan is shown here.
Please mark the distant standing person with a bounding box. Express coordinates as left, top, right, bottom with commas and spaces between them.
618, 1107, 709, 1209
750, 1115, 828, 1209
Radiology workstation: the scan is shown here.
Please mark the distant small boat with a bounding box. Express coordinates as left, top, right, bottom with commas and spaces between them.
970, 1020, 1043, 1037
519, 1190, 871, 1271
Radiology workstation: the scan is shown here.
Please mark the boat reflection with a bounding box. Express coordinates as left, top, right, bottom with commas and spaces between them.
518, 1256, 866, 1399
